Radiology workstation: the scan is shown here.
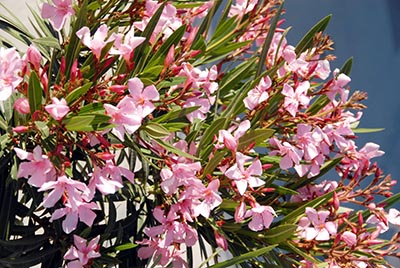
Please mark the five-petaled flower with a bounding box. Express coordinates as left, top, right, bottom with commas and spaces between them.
41, 0, 75, 31
64, 235, 101, 268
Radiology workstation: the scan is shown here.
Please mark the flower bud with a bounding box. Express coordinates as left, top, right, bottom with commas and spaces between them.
13, 126, 29, 133
26, 45, 41, 70
14, 98, 30, 114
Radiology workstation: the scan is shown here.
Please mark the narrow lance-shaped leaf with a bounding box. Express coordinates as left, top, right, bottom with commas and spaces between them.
208, 244, 277, 268
256, 1, 284, 78
295, 14, 332, 54
28, 71, 43, 114
340, 57, 353, 76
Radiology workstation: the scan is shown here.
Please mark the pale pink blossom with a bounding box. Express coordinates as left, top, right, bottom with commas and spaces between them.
245, 203, 276, 231
41, 0, 75, 31
111, 28, 145, 62
297, 207, 337, 241
15, 146, 56, 187
269, 138, 304, 170
39, 175, 90, 210
183, 95, 210, 122
133, 0, 182, 41
104, 96, 142, 141
88, 161, 134, 199
192, 179, 222, 218
76, 24, 115, 59
281, 81, 310, 117
0, 47, 22, 101
229, 0, 257, 17
341, 231, 357, 247
64, 235, 101, 267
45, 97, 70, 120
243, 76, 271, 110
128, 77, 159, 117
51, 201, 99, 234
291, 180, 338, 202
216, 120, 250, 152
225, 152, 264, 195
160, 161, 201, 195
14, 98, 30, 114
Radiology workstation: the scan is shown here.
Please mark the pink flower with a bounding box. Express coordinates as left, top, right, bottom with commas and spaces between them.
297, 207, 337, 241
229, 0, 257, 17
0, 47, 22, 101
245, 203, 276, 231
192, 179, 222, 218
225, 152, 264, 195
14, 98, 30, 114
128, 77, 159, 117
88, 161, 134, 198
45, 97, 70, 120
41, 0, 75, 31
51, 201, 99, 234
39, 175, 90, 208
281, 81, 310, 117
76, 24, 115, 59
216, 120, 250, 152
341, 231, 357, 247
111, 28, 145, 62
183, 95, 210, 122
104, 96, 142, 141
15, 146, 56, 187
160, 161, 201, 195
243, 76, 271, 110
269, 138, 304, 170
64, 235, 101, 267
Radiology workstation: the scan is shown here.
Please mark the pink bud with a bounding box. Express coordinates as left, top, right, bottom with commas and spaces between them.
14, 98, 30, 114
214, 231, 228, 251
164, 45, 175, 68
341, 231, 357, 247
109, 85, 127, 94
96, 152, 115, 161
26, 45, 41, 70
234, 201, 246, 223
13, 126, 29, 133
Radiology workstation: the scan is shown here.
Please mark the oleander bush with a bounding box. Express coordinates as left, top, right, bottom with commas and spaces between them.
0, 0, 399, 267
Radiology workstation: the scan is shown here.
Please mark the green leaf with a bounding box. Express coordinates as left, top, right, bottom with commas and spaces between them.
34, 121, 49, 138
340, 57, 353, 76
28, 71, 43, 114
133, 3, 165, 72
263, 224, 297, 244
32, 36, 60, 50
306, 95, 330, 115
142, 122, 171, 139
197, 117, 227, 157
154, 138, 198, 160
238, 128, 275, 150
65, 82, 93, 105
153, 106, 199, 123
256, 2, 284, 77
295, 15, 332, 54
0, 247, 59, 267
63, 114, 112, 132
202, 150, 226, 178
208, 245, 277, 268
77, 102, 105, 115
63, 0, 87, 80
352, 128, 384, 133
114, 243, 137, 251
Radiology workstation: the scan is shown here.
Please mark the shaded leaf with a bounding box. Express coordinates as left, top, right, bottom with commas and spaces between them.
263, 224, 297, 244
142, 122, 170, 138
238, 128, 275, 151
65, 82, 93, 105
208, 244, 277, 268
